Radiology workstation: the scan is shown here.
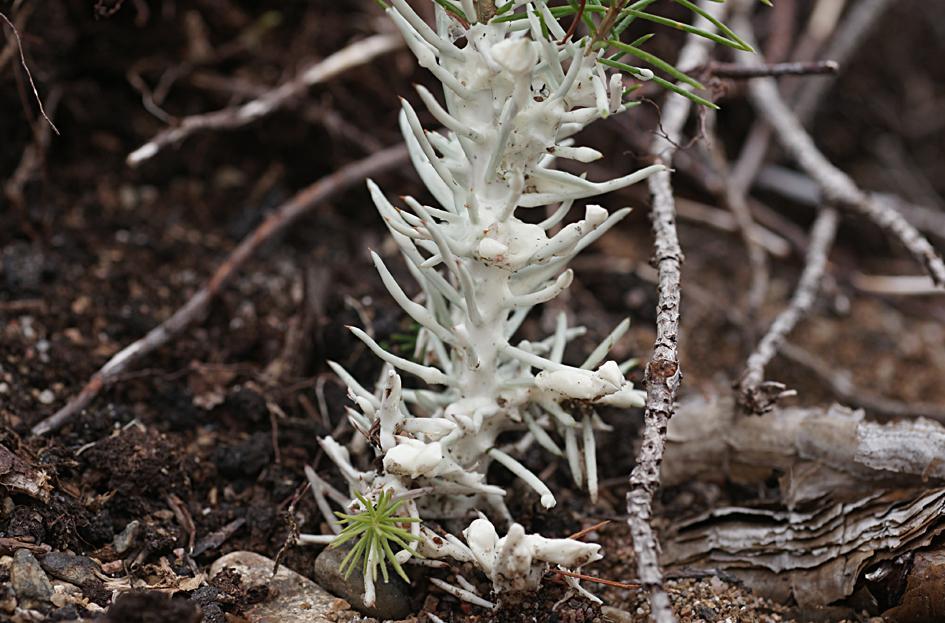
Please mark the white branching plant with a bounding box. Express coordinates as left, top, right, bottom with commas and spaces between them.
300, 0, 751, 610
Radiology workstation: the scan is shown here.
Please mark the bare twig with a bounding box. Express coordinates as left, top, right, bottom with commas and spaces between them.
850, 274, 943, 297
31, 144, 409, 436
737, 208, 838, 413
626, 4, 725, 622
755, 165, 945, 246
4, 88, 61, 212
126, 33, 403, 167
708, 59, 837, 79
734, 20, 945, 289
0, 10, 59, 135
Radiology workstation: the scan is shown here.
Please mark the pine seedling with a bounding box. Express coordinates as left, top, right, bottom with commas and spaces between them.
332, 490, 421, 584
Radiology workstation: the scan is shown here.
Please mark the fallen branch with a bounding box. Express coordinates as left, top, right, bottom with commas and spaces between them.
708, 59, 837, 79
0, 9, 59, 134
755, 165, 945, 245
737, 208, 838, 413
735, 18, 945, 289
126, 33, 403, 167
31, 144, 409, 436
626, 3, 726, 621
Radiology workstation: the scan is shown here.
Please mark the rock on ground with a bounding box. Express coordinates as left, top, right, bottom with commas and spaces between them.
313, 544, 414, 620
211, 551, 358, 623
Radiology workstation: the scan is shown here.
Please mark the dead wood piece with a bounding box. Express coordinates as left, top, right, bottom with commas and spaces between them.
737, 208, 838, 413
31, 144, 409, 436
665, 398, 945, 502
0, 443, 51, 502
663, 487, 945, 607
662, 399, 945, 607
127, 33, 403, 166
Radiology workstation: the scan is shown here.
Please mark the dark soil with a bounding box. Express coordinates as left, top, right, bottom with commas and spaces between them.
2, 1, 944, 622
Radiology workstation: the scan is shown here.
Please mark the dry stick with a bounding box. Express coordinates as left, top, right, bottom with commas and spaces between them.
708, 59, 837, 79
735, 22, 945, 289
626, 4, 724, 622
31, 145, 409, 436
0, 9, 59, 134
126, 33, 403, 167
754, 166, 945, 246
737, 208, 838, 413
683, 276, 945, 423
5, 88, 61, 211
728, 0, 893, 251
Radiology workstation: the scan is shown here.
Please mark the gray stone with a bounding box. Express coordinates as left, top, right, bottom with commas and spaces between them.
313, 544, 414, 621
40, 551, 100, 586
11, 549, 53, 604
210, 551, 357, 623
113, 520, 139, 554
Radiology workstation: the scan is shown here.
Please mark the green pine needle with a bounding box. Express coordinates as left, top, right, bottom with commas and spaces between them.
332, 490, 422, 584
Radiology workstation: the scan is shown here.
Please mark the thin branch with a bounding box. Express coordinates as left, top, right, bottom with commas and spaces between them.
708, 59, 837, 79
561, 0, 587, 44
5, 88, 61, 211
737, 208, 838, 413
626, 4, 725, 622
735, 19, 945, 289
126, 33, 403, 167
754, 165, 945, 246
0, 10, 59, 135
31, 144, 409, 436
683, 272, 945, 424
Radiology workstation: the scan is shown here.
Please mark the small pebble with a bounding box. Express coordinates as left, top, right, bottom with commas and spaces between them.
38, 389, 56, 405
11, 549, 54, 604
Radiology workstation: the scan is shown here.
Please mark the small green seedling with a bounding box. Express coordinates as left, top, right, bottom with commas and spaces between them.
332, 490, 422, 584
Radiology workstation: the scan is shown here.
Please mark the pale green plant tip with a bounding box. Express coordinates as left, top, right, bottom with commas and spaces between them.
332, 488, 422, 584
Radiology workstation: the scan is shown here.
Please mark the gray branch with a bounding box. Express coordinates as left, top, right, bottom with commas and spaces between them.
737, 208, 838, 413
626, 3, 726, 621
735, 18, 945, 289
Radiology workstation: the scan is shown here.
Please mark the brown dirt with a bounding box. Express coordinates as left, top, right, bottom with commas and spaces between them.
2, 1, 944, 622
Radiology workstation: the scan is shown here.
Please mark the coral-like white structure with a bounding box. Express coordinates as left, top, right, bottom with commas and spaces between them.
307, 0, 662, 607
